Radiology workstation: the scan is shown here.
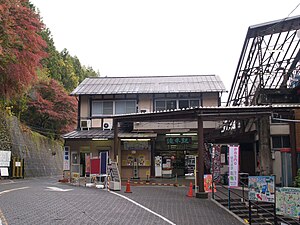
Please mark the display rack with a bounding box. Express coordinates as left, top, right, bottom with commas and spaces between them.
108, 162, 121, 191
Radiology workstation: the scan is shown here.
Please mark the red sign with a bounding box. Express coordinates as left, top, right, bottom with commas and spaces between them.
90, 158, 100, 174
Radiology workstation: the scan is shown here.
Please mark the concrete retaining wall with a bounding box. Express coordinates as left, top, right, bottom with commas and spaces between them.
0, 112, 63, 177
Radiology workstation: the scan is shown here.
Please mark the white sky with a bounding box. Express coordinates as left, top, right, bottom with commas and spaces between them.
30, 0, 300, 94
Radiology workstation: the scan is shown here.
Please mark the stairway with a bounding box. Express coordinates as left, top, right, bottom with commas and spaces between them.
215, 198, 300, 225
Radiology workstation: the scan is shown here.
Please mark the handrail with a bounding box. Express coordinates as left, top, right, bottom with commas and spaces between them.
213, 181, 299, 225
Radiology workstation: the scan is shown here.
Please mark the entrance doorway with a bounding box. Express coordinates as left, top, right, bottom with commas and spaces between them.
99, 151, 109, 175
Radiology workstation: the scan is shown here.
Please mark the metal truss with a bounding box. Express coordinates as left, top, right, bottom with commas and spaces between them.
227, 15, 300, 107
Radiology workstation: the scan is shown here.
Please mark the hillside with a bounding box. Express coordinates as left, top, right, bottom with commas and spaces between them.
0, 111, 63, 177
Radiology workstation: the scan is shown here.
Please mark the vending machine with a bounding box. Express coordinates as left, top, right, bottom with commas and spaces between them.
155, 156, 162, 177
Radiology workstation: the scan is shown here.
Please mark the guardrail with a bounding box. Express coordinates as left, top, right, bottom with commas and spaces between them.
212, 180, 299, 225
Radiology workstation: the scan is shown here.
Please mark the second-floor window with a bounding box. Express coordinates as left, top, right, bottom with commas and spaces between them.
271, 135, 290, 149
155, 99, 200, 111
92, 100, 136, 116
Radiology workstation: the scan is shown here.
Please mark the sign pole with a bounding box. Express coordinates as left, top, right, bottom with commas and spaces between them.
249, 200, 252, 225
211, 145, 215, 200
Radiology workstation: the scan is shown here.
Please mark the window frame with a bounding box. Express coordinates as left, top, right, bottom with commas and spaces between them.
271, 135, 290, 149
91, 100, 137, 116
154, 99, 201, 111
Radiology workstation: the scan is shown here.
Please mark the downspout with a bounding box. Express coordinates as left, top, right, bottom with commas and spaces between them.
77, 95, 81, 130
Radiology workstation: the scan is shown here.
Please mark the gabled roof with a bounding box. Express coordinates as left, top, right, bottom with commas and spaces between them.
71, 75, 226, 95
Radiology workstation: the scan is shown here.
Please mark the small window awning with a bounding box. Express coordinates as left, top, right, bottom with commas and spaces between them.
62, 129, 157, 140
62, 129, 114, 139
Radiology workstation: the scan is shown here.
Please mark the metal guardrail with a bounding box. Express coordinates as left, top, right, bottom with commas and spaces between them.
213, 180, 299, 225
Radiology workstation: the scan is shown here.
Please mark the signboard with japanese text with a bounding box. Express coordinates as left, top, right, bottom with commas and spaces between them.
165, 137, 192, 145
0, 150, 11, 167
123, 141, 150, 151
63, 146, 70, 171
276, 187, 300, 218
248, 176, 275, 203
228, 145, 239, 187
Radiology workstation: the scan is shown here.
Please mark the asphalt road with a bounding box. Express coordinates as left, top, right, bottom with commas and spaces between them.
0, 176, 245, 225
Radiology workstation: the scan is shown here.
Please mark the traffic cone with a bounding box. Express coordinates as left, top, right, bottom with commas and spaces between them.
125, 179, 132, 193
187, 182, 193, 197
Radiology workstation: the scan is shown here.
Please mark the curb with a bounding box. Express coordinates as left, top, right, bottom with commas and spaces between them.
126, 181, 187, 187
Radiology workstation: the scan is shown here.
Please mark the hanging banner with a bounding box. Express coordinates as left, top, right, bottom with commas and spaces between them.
228, 145, 239, 187
248, 176, 275, 203
63, 147, 70, 171
211, 145, 221, 183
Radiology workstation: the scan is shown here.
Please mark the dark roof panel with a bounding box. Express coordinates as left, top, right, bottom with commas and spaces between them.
62, 129, 157, 139
71, 75, 226, 95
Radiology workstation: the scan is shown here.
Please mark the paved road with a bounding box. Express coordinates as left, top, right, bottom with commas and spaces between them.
0, 177, 245, 225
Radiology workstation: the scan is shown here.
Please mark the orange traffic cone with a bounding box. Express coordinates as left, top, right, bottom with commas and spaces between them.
187, 182, 193, 197
125, 179, 132, 193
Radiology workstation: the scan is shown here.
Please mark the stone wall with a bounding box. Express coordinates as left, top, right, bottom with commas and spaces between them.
0, 112, 63, 177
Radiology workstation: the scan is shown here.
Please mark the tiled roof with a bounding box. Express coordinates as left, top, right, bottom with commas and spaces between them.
71, 75, 226, 95
62, 129, 114, 139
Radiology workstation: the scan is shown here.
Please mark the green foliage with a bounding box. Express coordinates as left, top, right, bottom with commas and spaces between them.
60, 49, 79, 92
11, 95, 28, 119
40, 28, 100, 93
0, 1, 100, 138
294, 169, 300, 187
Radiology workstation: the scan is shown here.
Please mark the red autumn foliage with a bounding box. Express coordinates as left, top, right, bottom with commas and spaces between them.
26, 79, 77, 137
0, 0, 47, 99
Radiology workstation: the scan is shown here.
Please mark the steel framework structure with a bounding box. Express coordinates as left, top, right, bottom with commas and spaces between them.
227, 15, 300, 107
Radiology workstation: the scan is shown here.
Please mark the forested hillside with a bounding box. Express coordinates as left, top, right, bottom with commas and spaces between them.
0, 0, 98, 139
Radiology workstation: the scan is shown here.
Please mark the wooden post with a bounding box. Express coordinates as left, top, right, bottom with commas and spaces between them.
290, 120, 297, 180
196, 116, 208, 199
113, 119, 121, 173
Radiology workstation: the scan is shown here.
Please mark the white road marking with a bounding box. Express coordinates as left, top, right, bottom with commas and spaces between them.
0, 187, 29, 196
110, 191, 176, 225
0, 208, 8, 225
0, 180, 15, 185
46, 187, 73, 192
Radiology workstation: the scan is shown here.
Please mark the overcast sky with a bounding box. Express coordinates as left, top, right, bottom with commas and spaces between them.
30, 0, 300, 94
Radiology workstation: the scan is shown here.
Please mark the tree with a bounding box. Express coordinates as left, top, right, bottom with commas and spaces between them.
40, 28, 64, 81
0, 0, 47, 101
23, 78, 77, 139
60, 49, 79, 92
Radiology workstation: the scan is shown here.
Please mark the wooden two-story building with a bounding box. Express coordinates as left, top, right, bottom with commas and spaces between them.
63, 75, 226, 180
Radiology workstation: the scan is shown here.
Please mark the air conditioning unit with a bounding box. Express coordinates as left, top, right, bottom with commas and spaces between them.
103, 122, 112, 130
80, 120, 91, 130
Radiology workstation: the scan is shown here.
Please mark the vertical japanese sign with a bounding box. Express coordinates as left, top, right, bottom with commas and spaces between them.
63, 146, 70, 171
228, 145, 239, 187
212, 145, 221, 183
